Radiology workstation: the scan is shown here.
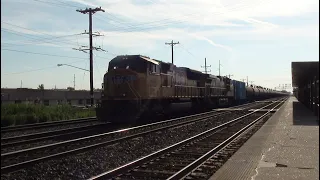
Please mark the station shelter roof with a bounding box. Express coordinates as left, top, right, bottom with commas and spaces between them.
291, 61, 319, 88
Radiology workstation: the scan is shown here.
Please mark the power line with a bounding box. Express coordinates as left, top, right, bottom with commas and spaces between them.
2, 66, 58, 75
30, 0, 266, 36
94, 0, 265, 34
32, 0, 74, 8
179, 44, 197, 59
1, 34, 83, 48
2, 26, 116, 56
1, 28, 75, 48
52, 0, 80, 8
95, 12, 200, 61
1, 21, 81, 46
1, 48, 88, 59
2, 60, 85, 75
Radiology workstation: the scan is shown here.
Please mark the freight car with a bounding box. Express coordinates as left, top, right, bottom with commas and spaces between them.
96, 55, 288, 123
245, 85, 288, 102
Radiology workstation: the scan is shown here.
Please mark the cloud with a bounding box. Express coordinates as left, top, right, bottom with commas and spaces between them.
68, 0, 318, 28
2, 0, 318, 51
187, 33, 232, 51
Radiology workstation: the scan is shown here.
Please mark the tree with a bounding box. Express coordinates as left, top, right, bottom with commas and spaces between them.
38, 84, 44, 90
67, 87, 75, 91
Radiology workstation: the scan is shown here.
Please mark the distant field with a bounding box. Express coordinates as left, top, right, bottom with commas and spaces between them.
1, 104, 96, 127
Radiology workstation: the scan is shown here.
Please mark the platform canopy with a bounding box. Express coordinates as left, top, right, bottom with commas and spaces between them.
291, 61, 319, 88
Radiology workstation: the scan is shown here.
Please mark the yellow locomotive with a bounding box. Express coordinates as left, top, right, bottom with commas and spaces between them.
96, 55, 234, 123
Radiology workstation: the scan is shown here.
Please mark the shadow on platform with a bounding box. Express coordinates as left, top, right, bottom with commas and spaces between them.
292, 101, 319, 126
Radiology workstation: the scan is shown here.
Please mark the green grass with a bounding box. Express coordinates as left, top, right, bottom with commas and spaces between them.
1, 104, 96, 127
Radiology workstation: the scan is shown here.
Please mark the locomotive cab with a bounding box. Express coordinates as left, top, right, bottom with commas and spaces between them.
97, 55, 168, 123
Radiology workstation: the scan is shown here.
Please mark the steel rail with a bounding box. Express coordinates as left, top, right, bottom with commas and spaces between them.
1, 123, 108, 148
167, 99, 286, 179
88, 99, 286, 180
1, 117, 97, 133
0, 100, 265, 174
0, 111, 230, 173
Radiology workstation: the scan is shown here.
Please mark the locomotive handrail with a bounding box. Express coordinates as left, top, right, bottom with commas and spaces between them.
126, 82, 141, 103
173, 84, 226, 90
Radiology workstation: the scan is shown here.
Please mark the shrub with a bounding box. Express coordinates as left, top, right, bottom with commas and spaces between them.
1, 104, 96, 127
1, 115, 15, 127
14, 114, 27, 126
25, 113, 38, 124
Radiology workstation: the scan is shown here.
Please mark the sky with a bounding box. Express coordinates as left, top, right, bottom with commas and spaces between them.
1, 0, 319, 91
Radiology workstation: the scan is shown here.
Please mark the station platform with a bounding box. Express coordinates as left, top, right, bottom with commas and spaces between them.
210, 96, 319, 180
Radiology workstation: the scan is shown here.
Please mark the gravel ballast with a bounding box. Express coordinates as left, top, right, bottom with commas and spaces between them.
1, 106, 211, 153
2, 111, 250, 180
1, 110, 247, 167
1, 120, 102, 138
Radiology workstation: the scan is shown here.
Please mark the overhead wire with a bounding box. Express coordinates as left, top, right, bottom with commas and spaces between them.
1, 48, 88, 59
52, 0, 80, 8
1, 28, 75, 49
2, 59, 85, 75
2, 21, 84, 46
93, 0, 267, 34
25, 0, 200, 58
32, 0, 74, 8
1, 34, 84, 48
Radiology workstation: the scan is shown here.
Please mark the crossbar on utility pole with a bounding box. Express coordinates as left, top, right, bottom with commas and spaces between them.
165, 40, 179, 64
76, 7, 105, 107
227, 74, 233, 78
201, 57, 211, 74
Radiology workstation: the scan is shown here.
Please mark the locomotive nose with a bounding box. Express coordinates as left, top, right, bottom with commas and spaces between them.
107, 69, 139, 99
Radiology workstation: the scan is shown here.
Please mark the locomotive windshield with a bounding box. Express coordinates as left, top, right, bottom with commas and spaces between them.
108, 58, 147, 73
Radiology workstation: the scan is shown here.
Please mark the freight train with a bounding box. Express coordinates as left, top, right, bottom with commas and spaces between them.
96, 55, 289, 123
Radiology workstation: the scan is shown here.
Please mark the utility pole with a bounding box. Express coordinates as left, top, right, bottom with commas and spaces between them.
201, 57, 211, 74
246, 76, 249, 86
20, 80, 22, 88
73, 74, 76, 90
76, 7, 105, 107
227, 74, 233, 79
165, 40, 179, 64
218, 60, 222, 76
240, 79, 246, 83
250, 81, 254, 86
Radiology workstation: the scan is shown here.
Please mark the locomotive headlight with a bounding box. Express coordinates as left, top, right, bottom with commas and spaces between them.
123, 93, 126, 96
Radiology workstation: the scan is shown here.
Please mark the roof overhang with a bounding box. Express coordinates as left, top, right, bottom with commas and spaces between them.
291, 61, 319, 87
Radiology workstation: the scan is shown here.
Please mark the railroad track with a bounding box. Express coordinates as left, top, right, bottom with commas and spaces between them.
1, 103, 257, 153
1, 100, 270, 174
88, 98, 287, 180
1, 122, 110, 152
1, 117, 97, 133
0, 101, 265, 153
1, 117, 101, 142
